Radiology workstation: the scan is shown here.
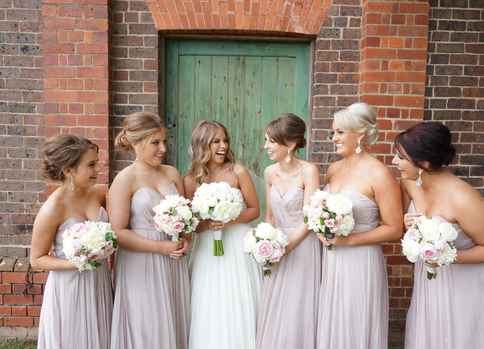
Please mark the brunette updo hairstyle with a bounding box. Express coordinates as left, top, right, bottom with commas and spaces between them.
266, 113, 307, 151
395, 122, 456, 170
42, 135, 99, 181
115, 112, 164, 152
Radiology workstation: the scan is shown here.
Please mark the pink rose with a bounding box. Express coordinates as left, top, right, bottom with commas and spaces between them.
322, 211, 330, 219
325, 219, 335, 228
270, 244, 284, 263
173, 221, 185, 233
256, 240, 274, 259
421, 245, 437, 260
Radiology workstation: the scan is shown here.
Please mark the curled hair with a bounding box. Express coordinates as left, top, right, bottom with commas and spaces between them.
266, 113, 307, 150
395, 122, 456, 170
188, 120, 235, 184
115, 112, 164, 152
42, 135, 98, 181
334, 102, 379, 145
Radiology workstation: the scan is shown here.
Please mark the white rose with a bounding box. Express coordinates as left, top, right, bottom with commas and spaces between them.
418, 218, 441, 242
438, 222, 458, 242
401, 235, 421, 263
243, 231, 257, 253
326, 194, 353, 216
176, 206, 193, 221
255, 222, 276, 240
338, 215, 355, 236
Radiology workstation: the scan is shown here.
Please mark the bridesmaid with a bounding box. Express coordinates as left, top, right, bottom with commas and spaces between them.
257, 113, 321, 349
392, 122, 484, 348
109, 112, 190, 349
31, 135, 112, 349
317, 103, 403, 349
185, 120, 261, 349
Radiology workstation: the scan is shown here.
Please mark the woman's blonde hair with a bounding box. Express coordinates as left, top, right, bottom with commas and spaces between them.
333, 102, 379, 145
188, 120, 235, 184
115, 112, 164, 151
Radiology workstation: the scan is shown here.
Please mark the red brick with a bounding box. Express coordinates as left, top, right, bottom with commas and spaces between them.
33, 272, 49, 284
11, 306, 27, 316
0, 306, 11, 315
4, 294, 33, 305
2, 272, 28, 284
4, 316, 34, 327
0, 284, 11, 294
27, 306, 41, 317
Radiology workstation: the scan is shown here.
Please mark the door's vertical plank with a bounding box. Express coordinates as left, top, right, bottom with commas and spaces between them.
244, 55, 266, 209
261, 56, 278, 129
194, 55, 212, 122
227, 55, 243, 158
277, 57, 296, 115
178, 55, 195, 174
212, 56, 229, 123
165, 40, 179, 165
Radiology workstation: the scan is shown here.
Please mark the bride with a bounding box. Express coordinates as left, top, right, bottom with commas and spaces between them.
184, 120, 262, 349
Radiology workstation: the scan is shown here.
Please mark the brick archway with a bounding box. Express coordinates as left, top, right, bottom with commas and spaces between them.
145, 0, 332, 35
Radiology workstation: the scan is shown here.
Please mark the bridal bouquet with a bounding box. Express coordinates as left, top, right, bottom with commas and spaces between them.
153, 194, 199, 241
244, 222, 288, 277
303, 190, 355, 249
62, 221, 117, 272
191, 182, 244, 256
401, 216, 458, 280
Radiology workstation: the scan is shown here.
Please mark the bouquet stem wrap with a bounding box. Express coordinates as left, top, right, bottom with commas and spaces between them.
213, 229, 224, 256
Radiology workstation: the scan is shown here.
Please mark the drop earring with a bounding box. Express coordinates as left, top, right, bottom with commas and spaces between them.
355, 139, 362, 154
416, 168, 423, 187
285, 149, 293, 164
69, 176, 75, 191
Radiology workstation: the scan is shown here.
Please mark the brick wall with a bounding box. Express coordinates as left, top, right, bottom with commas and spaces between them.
309, 0, 361, 174
0, 0, 43, 247
425, 0, 484, 194
110, 0, 159, 176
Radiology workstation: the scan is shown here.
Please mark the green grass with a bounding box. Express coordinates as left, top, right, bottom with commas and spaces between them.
0, 340, 36, 349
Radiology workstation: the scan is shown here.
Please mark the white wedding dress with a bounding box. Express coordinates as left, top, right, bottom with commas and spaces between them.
189, 221, 262, 349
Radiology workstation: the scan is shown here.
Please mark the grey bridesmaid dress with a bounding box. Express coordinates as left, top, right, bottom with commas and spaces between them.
256, 185, 321, 349
317, 187, 389, 349
37, 207, 113, 349
405, 202, 484, 348
110, 185, 190, 349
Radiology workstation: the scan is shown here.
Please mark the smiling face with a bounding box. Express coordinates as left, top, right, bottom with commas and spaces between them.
331, 121, 362, 157
392, 145, 420, 180
133, 128, 167, 167
67, 148, 100, 189
208, 127, 229, 165
264, 133, 293, 162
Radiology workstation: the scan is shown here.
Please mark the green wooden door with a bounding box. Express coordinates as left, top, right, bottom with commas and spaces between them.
165, 39, 309, 207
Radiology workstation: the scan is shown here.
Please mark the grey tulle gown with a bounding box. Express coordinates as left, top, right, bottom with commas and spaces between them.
37, 207, 113, 349
256, 185, 321, 349
405, 202, 484, 348
317, 187, 389, 349
111, 185, 190, 349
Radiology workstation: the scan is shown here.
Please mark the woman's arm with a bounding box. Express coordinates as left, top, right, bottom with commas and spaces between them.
30, 201, 76, 271
286, 163, 320, 253
231, 164, 260, 224
453, 185, 484, 264
108, 169, 182, 254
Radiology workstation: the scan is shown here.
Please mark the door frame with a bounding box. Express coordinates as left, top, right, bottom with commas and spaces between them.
159, 34, 315, 165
